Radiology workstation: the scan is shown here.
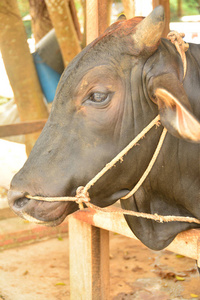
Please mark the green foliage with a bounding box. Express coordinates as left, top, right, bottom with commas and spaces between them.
17, 0, 32, 39
23, 21, 32, 39
0, 96, 10, 106
17, 0, 29, 17
170, 0, 200, 21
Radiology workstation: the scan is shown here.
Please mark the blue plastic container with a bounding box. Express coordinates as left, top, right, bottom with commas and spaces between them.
33, 52, 61, 103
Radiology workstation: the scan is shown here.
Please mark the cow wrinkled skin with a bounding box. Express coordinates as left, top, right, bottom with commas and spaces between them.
8, 6, 200, 250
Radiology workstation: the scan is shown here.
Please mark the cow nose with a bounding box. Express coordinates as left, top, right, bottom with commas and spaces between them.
7, 189, 29, 209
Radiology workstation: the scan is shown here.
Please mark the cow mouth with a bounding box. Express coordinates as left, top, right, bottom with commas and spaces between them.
8, 188, 129, 225
8, 190, 78, 226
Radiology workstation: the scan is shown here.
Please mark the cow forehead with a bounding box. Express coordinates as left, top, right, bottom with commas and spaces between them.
57, 48, 128, 99
56, 17, 145, 97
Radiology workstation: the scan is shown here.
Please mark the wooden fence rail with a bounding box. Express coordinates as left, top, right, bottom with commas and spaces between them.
69, 207, 200, 300
0, 119, 47, 138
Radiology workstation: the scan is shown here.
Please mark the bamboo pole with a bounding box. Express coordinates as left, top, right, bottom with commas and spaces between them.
0, 0, 49, 155
45, 0, 81, 67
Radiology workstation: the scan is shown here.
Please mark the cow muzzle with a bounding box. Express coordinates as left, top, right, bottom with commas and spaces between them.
8, 189, 78, 225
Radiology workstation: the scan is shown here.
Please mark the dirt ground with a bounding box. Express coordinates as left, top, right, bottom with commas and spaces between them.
0, 230, 199, 300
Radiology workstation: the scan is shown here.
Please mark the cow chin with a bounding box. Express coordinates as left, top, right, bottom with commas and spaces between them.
8, 190, 78, 226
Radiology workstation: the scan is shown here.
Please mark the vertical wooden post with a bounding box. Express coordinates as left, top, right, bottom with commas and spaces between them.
69, 216, 110, 300
98, 0, 112, 35
86, 0, 112, 44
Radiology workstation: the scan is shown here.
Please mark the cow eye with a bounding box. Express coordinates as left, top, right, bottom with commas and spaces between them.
89, 92, 109, 103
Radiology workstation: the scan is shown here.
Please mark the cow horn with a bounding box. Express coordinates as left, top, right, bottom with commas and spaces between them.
133, 6, 165, 51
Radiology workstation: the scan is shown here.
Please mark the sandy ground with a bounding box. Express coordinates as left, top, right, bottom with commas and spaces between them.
0, 232, 199, 300
0, 139, 199, 299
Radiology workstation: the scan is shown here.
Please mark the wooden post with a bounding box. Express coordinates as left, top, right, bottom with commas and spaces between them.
153, 0, 170, 37
98, 0, 112, 35
86, 0, 112, 44
69, 216, 110, 300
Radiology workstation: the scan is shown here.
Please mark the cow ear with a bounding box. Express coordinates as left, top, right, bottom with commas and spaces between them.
149, 73, 200, 142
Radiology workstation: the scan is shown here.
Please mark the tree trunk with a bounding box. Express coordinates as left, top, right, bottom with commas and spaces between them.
45, 0, 81, 67
122, 0, 135, 19
0, 0, 49, 155
29, 0, 53, 44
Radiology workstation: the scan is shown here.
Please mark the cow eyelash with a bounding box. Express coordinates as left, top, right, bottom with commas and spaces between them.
89, 92, 109, 102
84, 91, 113, 106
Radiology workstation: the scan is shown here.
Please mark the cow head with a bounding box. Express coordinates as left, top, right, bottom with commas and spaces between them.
8, 6, 200, 250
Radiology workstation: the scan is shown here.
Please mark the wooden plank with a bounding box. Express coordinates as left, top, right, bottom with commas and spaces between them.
0, 207, 17, 220
0, 119, 47, 138
69, 216, 110, 300
72, 207, 200, 261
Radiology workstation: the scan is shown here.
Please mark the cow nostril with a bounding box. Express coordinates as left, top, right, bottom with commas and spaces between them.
14, 197, 29, 208
8, 189, 29, 209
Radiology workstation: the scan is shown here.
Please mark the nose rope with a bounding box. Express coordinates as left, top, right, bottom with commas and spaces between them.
26, 114, 200, 225
27, 114, 161, 206
26, 115, 200, 225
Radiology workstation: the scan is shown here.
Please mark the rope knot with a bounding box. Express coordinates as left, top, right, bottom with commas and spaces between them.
167, 31, 189, 79
75, 186, 90, 210
167, 31, 189, 51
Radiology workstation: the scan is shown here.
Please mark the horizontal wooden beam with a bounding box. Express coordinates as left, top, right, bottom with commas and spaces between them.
0, 119, 47, 138
72, 207, 200, 263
